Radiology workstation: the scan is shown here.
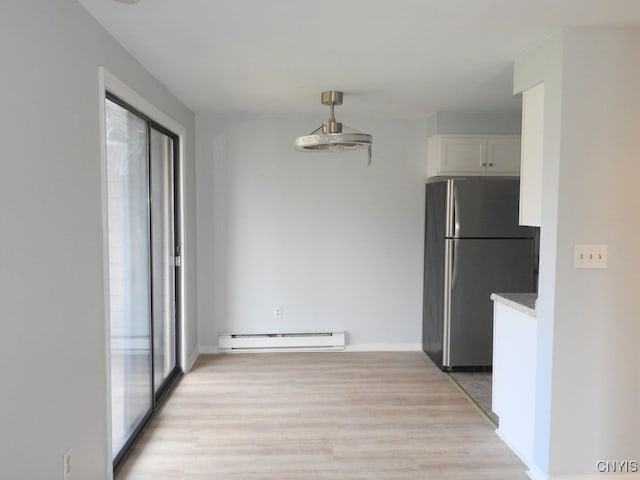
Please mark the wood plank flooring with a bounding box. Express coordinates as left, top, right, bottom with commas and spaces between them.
117, 352, 527, 479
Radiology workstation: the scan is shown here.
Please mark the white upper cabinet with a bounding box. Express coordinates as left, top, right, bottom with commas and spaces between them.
427, 134, 521, 177
519, 83, 544, 227
487, 136, 522, 174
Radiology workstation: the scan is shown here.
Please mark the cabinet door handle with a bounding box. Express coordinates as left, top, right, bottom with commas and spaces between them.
482, 162, 487, 167
489, 163, 494, 167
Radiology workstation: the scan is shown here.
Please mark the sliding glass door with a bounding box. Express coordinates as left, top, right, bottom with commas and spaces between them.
150, 127, 178, 397
105, 94, 181, 471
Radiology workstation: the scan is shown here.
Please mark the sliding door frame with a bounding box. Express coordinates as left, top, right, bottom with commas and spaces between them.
98, 68, 189, 479
105, 91, 182, 473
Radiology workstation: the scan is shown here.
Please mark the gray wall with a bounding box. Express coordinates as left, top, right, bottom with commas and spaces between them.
426, 111, 522, 137
0, 1, 196, 478
196, 113, 428, 350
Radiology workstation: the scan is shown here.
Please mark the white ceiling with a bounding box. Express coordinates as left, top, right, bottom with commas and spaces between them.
77, 0, 640, 116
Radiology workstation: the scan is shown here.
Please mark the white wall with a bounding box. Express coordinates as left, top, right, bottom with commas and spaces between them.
514, 28, 640, 478
514, 33, 564, 478
0, 1, 196, 478
551, 28, 640, 476
196, 114, 428, 350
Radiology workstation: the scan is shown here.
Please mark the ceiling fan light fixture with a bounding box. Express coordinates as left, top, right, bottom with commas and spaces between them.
295, 91, 372, 165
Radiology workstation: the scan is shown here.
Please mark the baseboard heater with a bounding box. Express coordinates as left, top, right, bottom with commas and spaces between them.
218, 331, 345, 352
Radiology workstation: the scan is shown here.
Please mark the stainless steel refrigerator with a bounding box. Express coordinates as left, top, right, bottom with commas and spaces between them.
422, 177, 534, 370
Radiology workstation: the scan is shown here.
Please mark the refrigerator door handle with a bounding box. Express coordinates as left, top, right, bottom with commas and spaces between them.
453, 189, 459, 238
443, 239, 453, 367
445, 179, 456, 238
451, 239, 458, 289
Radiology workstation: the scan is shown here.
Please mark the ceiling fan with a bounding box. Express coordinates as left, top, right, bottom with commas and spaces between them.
295, 91, 373, 165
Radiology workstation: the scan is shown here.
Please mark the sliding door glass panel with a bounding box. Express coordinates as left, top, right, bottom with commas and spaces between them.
105, 99, 153, 458
150, 128, 177, 391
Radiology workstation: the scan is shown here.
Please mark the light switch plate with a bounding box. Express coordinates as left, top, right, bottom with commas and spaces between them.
574, 244, 608, 269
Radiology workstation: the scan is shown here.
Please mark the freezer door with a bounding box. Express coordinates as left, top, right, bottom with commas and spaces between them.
445, 238, 533, 368
451, 178, 533, 239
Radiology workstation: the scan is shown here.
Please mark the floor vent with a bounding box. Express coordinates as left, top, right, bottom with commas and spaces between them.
218, 331, 346, 352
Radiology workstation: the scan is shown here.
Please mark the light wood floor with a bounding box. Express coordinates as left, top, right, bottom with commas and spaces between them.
118, 352, 527, 479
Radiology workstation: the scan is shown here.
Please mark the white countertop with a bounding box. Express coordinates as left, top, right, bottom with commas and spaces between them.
490, 292, 537, 317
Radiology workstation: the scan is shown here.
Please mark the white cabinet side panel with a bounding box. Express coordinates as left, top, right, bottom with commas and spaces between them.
519, 84, 544, 226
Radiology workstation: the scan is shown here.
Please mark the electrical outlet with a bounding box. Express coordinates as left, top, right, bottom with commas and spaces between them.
63, 449, 72, 480
574, 244, 608, 269
273, 306, 283, 319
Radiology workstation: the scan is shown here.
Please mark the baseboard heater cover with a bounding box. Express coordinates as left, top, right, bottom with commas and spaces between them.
218, 331, 346, 351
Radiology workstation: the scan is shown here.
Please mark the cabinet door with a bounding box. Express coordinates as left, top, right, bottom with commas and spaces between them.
492, 302, 538, 466
440, 136, 486, 173
519, 84, 544, 226
487, 136, 521, 174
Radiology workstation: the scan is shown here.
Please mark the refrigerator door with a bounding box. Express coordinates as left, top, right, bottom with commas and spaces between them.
444, 237, 534, 368
450, 178, 533, 239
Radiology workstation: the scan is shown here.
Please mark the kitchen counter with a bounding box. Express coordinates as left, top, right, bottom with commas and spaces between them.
490, 292, 536, 317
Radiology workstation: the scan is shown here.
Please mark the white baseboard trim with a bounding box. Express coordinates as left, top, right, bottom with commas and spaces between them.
526, 463, 547, 480
182, 346, 200, 373
494, 428, 533, 472
548, 474, 640, 480
345, 343, 423, 352
525, 464, 640, 480
496, 429, 640, 480
198, 345, 219, 354
196, 343, 422, 354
